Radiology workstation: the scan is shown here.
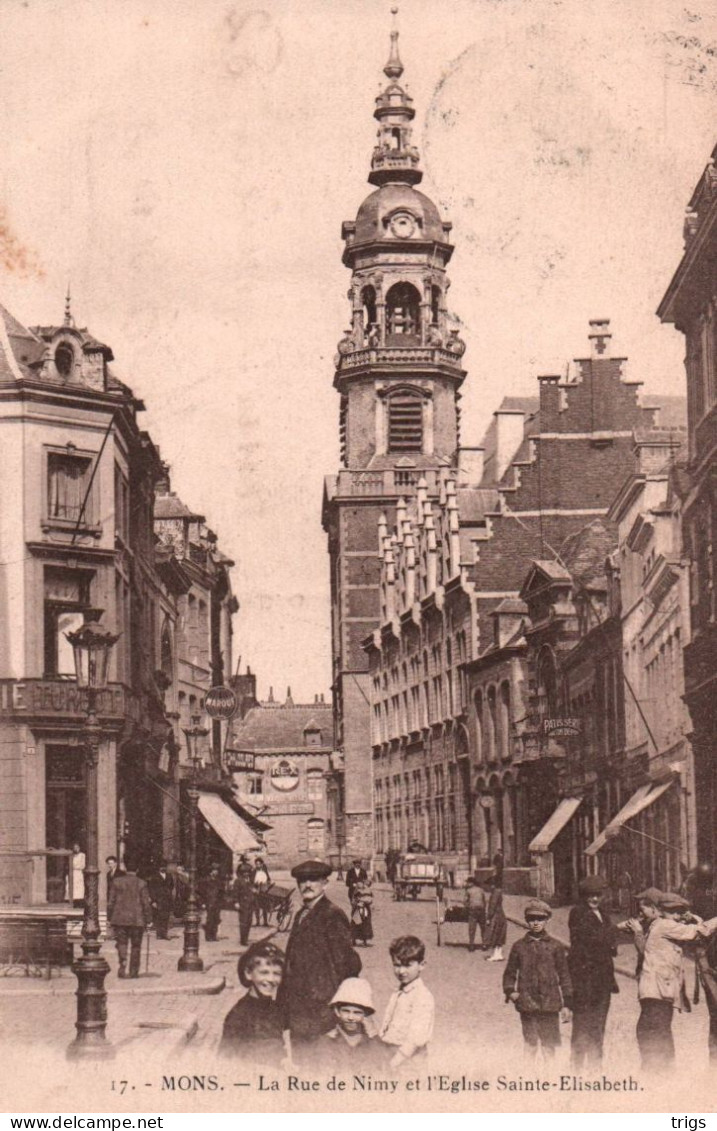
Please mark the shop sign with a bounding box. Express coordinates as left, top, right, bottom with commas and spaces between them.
270, 758, 300, 792
0, 680, 125, 719
265, 802, 314, 816
543, 717, 582, 738
205, 686, 237, 720
226, 751, 255, 771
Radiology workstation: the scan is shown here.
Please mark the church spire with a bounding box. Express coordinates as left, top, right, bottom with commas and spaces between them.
369, 8, 422, 187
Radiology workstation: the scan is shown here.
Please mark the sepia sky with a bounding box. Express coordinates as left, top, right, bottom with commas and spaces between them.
0, 0, 715, 703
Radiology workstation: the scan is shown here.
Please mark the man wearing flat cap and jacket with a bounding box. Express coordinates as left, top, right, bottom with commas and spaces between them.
277, 859, 362, 1050
622, 891, 717, 1071
568, 874, 619, 1069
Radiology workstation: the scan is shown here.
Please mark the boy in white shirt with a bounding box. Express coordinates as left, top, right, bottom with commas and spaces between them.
379, 935, 434, 1068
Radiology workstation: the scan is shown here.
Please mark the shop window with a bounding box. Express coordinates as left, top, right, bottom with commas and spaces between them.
47, 451, 94, 525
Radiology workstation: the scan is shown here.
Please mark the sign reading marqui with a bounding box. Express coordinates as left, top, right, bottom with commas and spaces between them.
543, 717, 582, 738
204, 685, 237, 720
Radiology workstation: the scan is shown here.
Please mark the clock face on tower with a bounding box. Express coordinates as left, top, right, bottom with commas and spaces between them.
388, 211, 417, 239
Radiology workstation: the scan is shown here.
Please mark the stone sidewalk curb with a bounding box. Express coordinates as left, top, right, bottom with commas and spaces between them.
0, 975, 225, 998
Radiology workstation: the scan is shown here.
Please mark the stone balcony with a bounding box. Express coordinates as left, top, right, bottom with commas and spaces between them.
336, 343, 465, 376
335, 467, 441, 498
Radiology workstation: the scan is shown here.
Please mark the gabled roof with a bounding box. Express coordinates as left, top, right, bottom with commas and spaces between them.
230, 702, 334, 753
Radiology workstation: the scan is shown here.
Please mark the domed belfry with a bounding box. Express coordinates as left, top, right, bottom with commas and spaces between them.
323, 12, 467, 858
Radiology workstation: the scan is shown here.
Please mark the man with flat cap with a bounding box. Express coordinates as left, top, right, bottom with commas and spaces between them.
568, 874, 619, 1069
278, 859, 362, 1052
622, 890, 717, 1070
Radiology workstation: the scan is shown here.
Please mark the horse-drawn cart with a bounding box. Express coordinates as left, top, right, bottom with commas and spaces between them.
393, 854, 446, 901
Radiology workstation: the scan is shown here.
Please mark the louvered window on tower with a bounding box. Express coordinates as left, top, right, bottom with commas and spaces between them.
388, 395, 423, 452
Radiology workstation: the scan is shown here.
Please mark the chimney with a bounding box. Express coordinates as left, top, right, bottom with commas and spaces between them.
285, 686, 294, 707
457, 446, 485, 488
320, 693, 325, 704
494, 410, 526, 482
268, 686, 275, 703
588, 318, 612, 358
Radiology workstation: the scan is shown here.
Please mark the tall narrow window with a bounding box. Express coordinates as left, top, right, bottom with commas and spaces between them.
388, 394, 423, 452
47, 452, 94, 525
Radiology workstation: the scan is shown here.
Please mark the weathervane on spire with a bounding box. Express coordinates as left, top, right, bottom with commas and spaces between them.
384, 6, 404, 81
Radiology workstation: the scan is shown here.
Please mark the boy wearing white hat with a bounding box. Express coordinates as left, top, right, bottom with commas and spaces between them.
308, 977, 384, 1071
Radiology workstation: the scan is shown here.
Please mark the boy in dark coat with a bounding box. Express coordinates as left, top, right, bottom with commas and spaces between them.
108, 855, 152, 978
568, 874, 619, 1068
220, 940, 285, 1065
277, 859, 361, 1048
503, 899, 573, 1059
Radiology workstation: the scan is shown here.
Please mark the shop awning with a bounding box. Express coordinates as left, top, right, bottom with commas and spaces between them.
198, 791, 261, 854
584, 779, 675, 857
528, 797, 582, 854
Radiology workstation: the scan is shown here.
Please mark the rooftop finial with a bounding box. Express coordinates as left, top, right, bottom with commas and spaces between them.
384, 7, 403, 80
64, 282, 74, 328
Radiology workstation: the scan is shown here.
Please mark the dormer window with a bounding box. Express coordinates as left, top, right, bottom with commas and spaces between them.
55, 343, 74, 379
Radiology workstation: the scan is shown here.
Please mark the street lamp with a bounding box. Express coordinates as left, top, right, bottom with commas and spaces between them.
178, 713, 209, 972
66, 608, 119, 1060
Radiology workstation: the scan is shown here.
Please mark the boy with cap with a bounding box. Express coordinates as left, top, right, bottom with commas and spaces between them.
568, 875, 619, 1069
278, 859, 361, 1049
503, 900, 573, 1060
308, 977, 384, 1072
220, 940, 285, 1064
621, 891, 717, 1071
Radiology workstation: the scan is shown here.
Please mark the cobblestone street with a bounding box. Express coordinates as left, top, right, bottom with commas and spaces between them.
2, 882, 714, 1112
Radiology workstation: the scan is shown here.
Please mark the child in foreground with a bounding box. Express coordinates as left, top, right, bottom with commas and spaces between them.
379, 935, 434, 1068
219, 940, 285, 1065
503, 900, 573, 1059
308, 977, 384, 1071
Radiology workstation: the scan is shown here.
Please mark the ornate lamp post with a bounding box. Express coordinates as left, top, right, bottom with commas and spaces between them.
178, 713, 209, 972
66, 609, 119, 1060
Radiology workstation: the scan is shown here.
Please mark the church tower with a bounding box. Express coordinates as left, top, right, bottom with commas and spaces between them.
322, 13, 467, 859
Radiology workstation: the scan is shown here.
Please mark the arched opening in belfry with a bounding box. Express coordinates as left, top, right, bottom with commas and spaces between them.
431, 285, 441, 326
390, 127, 402, 149
361, 285, 377, 343
386, 282, 421, 344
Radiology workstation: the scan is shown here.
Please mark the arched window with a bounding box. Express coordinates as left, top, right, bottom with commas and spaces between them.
386, 282, 421, 343
486, 686, 497, 761
306, 768, 323, 800
160, 618, 173, 681
55, 343, 74, 378
499, 681, 511, 758
361, 285, 377, 343
390, 127, 402, 149
473, 691, 483, 764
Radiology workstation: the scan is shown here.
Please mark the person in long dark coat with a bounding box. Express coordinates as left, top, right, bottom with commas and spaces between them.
201, 862, 224, 942
108, 855, 152, 978
484, 875, 507, 961
277, 859, 362, 1052
345, 859, 369, 904
148, 861, 174, 939
568, 874, 619, 1069
232, 858, 255, 946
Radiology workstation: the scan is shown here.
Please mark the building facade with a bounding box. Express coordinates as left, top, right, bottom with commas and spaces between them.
0, 298, 238, 908
322, 25, 467, 859
658, 144, 717, 872
368, 320, 665, 882
227, 689, 333, 867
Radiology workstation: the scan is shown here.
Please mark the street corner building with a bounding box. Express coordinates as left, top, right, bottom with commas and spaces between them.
0, 298, 239, 944
322, 20, 710, 908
